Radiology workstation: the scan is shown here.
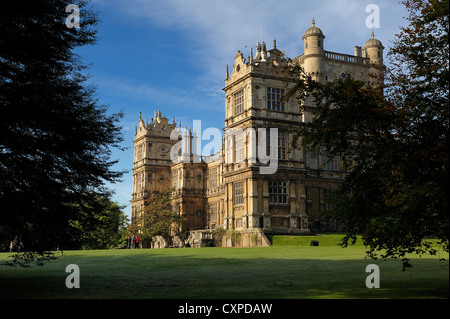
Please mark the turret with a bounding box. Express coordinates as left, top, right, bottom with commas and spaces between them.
363, 30, 384, 65
363, 30, 385, 85
302, 18, 325, 82
302, 18, 325, 56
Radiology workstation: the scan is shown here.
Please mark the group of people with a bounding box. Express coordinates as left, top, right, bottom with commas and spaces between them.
127, 235, 140, 249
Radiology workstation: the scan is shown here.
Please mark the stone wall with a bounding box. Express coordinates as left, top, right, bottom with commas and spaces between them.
151, 235, 168, 249
186, 228, 271, 248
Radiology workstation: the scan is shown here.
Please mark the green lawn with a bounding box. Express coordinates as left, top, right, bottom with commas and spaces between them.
0, 234, 448, 299
267, 233, 366, 246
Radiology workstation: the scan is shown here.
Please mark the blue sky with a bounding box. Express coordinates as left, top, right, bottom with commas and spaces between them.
76, 0, 408, 219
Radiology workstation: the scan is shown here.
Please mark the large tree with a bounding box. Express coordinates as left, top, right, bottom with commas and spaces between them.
128, 182, 185, 244
287, 0, 448, 269
75, 196, 129, 250
0, 0, 125, 264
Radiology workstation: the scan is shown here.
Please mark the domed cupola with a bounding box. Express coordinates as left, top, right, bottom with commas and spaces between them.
362, 30, 384, 64
303, 18, 325, 39
363, 30, 383, 49
301, 18, 326, 82
302, 18, 325, 56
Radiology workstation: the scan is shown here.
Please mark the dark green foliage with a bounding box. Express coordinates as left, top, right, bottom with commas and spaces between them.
1, 251, 61, 268
286, 0, 449, 270
75, 197, 129, 250
128, 182, 185, 241
0, 1, 125, 264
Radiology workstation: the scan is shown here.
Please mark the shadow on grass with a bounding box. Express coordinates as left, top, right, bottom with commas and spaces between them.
0, 248, 448, 299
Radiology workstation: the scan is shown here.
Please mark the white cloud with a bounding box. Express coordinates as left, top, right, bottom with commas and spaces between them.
99, 0, 406, 86
91, 5, 407, 120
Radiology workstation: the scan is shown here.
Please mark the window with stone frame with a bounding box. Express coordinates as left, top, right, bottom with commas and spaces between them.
320, 148, 339, 171
233, 89, 244, 115
234, 182, 244, 206
135, 172, 143, 192
209, 167, 218, 188
136, 143, 144, 160
235, 131, 245, 163
172, 169, 179, 189
267, 87, 285, 111
226, 135, 233, 164
278, 131, 286, 160
209, 202, 218, 222
269, 181, 288, 205
266, 129, 287, 160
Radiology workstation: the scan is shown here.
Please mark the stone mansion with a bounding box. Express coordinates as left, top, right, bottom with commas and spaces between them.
131, 20, 384, 244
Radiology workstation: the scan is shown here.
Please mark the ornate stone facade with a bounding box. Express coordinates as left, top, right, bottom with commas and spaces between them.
131, 20, 384, 238
130, 111, 178, 225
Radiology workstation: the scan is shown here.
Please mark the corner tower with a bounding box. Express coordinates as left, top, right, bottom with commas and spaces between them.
363, 30, 384, 65
363, 30, 385, 84
131, 111, 178, 225
302, 18, 326, 82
